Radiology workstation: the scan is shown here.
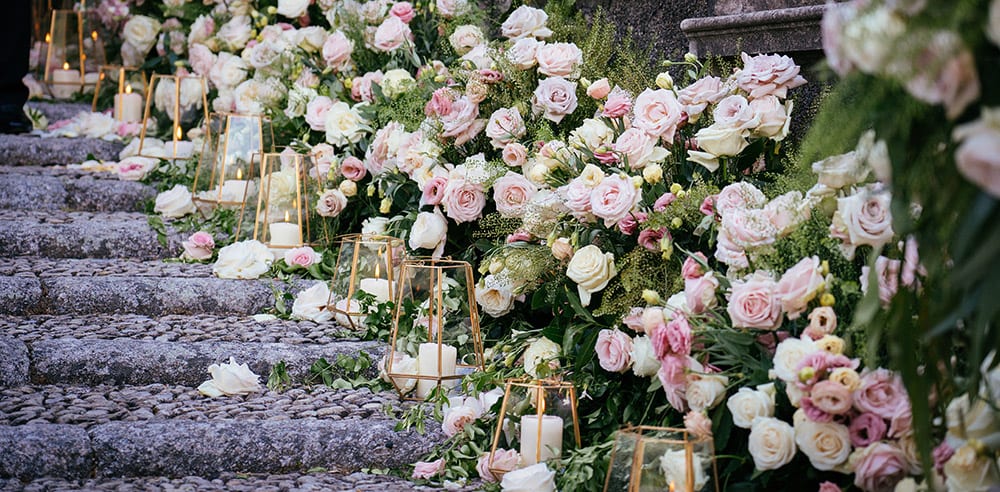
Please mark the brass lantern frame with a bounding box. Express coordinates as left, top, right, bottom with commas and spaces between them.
236, 150, 320, 252
191, 112, 274, 212
327, 233, 406, 330
602, 425, 720, 492
91, 65, 148, 115
136, 73, 210, 161
43, 9, 87, 98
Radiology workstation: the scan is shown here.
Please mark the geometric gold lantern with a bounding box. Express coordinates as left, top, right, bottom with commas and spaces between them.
327, 233, 406, 330
191, 113, 272, 211
603, 426, 719, 492
488, 378, 581, 477
240, 151, 320, 257
136, 73, 209, 161
91, 65, 148, 120
44, 9, 104, 99
385, 259, 484, 400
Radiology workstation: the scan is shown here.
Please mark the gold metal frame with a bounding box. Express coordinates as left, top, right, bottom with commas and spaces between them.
191, 112, 273, 212
91, 65, 148, 116
236, 150, 320, 251
43, 9, 85, 98
136, 73, 210, 161
602, 425, 720, 492
327, 233, 406, 330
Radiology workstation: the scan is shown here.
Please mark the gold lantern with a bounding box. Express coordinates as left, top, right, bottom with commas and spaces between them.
239, 150, 321, 256
91, 65, 148, 120
384, 259, 484, 400
43, 9, 105, 98
488, 378, 581, 478
136, 73, 209, 161
327, 234, 406, 330
191, 113, 273, 211
603, 426, 719, 492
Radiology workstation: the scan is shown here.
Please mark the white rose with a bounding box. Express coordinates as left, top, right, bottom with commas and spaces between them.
362, 216, 391, 236
325, 102, 368, 147
449, 25, 485, 55
408, 210, 448, 254
506, 37, 541, 70
117, 156, 158, 181
687, 374, 729, 412
535, 42, 583, 78
154, 184, 196, 218
794, 419, 851, 471
727, 386, 776, 429
197, 357, 261, 397
630, 335, 660, 377
659, 448, 710, 492
485, 107, 526, 149
500, 463, 555, 492
570, 118, 614, 153
834, 186, 894, 249
380, 351, 417, 394
501, 5, 553, 40
523, 336, 560, 379
811, 150, 868, 189
945, 393, 999, 441
750, 95, 792, 139
696, 123, 749, 157
123, 15, 161, 54
297, 27, 327, 53
772, 336, 817, 382
277, 0, 310, 18
565, 245, 617, 306
943, 444, 1000, 492
332, 297, 367, 328
748, 417, 797, 471
216, 15, 253, 51
212, 240, 273, 279
209, 52, 248, 90
476, 274, 516, 317
290, 283, 333, 323
380, 68, 416, 99
79, 112, 115, 139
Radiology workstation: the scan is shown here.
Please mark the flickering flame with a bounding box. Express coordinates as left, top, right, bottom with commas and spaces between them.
236, 168, 243, 180
62, 62, 69, 70
669, 482, 675, 492
174, 126, 182, 140
374, 262, 381, 279
45, 33, 51, 44
91, 30, 98, 41
284, 210, 291, 223
125, 84, 132, 94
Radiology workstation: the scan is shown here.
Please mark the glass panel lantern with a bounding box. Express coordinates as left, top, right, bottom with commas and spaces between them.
92, 65, 147, 121
327, 234, 406, 330
239, 151, 321, 258
191, 113, 273, 212
603, 426, 719, 492
488, 378, 581, 477
44, 10, 86, 99
385, 259, 484, 400
136, 74, 209, 160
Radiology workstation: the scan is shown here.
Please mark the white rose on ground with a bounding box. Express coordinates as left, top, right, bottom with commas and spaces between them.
660, 448, 710, 492
523, 336, 560, 378
380, 352, 417, 394
748, 417, 797, 471
154, 184, 196, 218
728, 385, 776, 429
291, 283, 333, 323
276, 0, 309, 18
116, 156, 158, 181
442, 402, 482, 437
123, 16, 161, 54
212, 240, 273, 279
332, 297, 367, 328
565, 245, 617, 306
794, 419, 851, 471
630, 335, 660, 377
500, 462, 555, 492
197, 357, 261, 397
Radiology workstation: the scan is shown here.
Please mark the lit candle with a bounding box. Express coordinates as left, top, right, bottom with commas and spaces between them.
114, 84, 143, 123
219, 168, 248, 203
519, 414, 563, 465
416, 342, 457, 399
50, 62, 79, 99
359, 278, 394, 303
269, 210, 302, 247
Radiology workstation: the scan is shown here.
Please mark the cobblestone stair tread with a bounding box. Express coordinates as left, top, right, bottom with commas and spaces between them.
0, 134, 123, 167
0, 210, 178, 260
1, 471, 455, 491
0, 170, 155, 212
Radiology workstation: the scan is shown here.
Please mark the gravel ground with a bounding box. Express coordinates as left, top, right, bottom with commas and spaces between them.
0, 211, 181, 260
0, 258, 214, 278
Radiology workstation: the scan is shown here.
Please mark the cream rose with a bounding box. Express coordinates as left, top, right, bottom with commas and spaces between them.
812, 150, 868, 190
197, 357, 261, 397
535, 42, 583, 78
566, 244, 617, 306
834, 186, 894, 249
449, 25, 485, 55
772, 336, 818, 383
501, 5, 553, 40
154, 184, 196, 218
291, 282, 333, 323
748, 417, 797, 471
123, 15, 161, 55
728, 385, 776, 429
500, 463, 556, 492
216, 15, 252, 51
751, 96, 793, 140
630, 335, 660, 377
506, 37, 541, 70
325, 102, 368, 147
686, 374, 729, 412
408, 209, 448, 255
316, 189, 348, 218
276, 0, 309, 18
212, 240, 273, 279
794, 419, 851, 471
943, 444, 1000, 491
209, 52, 248, 91
696, 123, 749, 157
523, 336, 560, 379
381, 68, 416, 98
476, 274, 516, 317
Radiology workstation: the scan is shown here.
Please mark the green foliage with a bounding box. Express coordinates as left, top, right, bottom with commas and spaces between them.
267, 360, 291, 393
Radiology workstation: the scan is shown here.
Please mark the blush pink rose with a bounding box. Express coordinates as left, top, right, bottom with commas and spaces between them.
809, 380, 853, 416
284, 246, 321, 267
804, 306, 838, 340
493, 172, 537, 218
617, 212, 647, 235
637, 227, 665, 251
182, 231, 215, 260
677, 75, 728, 119
485, 107, 526, 149
442, 405, 479, 437
954, 112, 1000, 198
419, 176, 447, 207
713, 94, 760, 130
502, 142, 528, 167
684, 410, 714, 440
735, 52, 807, 99
728, 272, 781, 329
440, 96, 486, 146
506, 231, 532, 243
561, 178, 593, 219
614, 128, 666, 170
596, 329, 633, 373
653, 192, 676, 212
775, 256, 824, 319
412, 458, 445, 480
700, 195, 717, 216
341, 156, 367, 182
684, 274, 719, 314
587, 78, 611, 99
658, 354, 690, 411
443, 178, 486, 223
632, 88, 684, 141
590, 174, 639, 227
188, 43, 216, 76
849, 412, 887, 447
852, 442, 908, 492
351, 71, 383, 103
477, 449, 519, 482
535, 42, 583, 77
322, 30, 353, 71
720, 208, 777, 249
532, 76, 578, 124
305, 96, 333, 132
622, 307, 644, 332
373, 16, 411, 52
715, 182, 766, 217
853, 369, 908, 421
310, 144, 336, 179
904, 32, 979, 120
424, 87, 455, 117
818, 482, 842, 492
389, 1, 416, 22
602, 87, 633, 118
681, 253, 708, 280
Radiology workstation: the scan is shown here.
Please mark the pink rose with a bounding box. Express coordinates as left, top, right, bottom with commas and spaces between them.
684, 274, 719, 314
182, 231, 215, 260
653, 192, 676, 212
728, 272, 781, 329
602, 87, 632, 118
904, 32, 979, 120
365, 122, 402, 176
340, 156, 367, 182
506, 231, 532, 243
720, 208, 777, 249
532, 77, 578, 124
310, 144, 336, 179
735, 52, 807, 99
849, 412, 887, 447
321, 30, 353, 71
590, 174, 639, 227
834, 186, 894, 249
442, 404, 479, 437
713, 94, 760, 131
809, 380, 853, 416
715, 182, 766, 217
818, 481, 842, 492
901, 236, 924, 288
373, 16, 411, 52
284, 246, 321, 267
852, 442, 908, 492
596, 329, 633, 373
561, 178, 593, 219
804, 306, 838, 340
505, 37, 541, 69
700, 195, 717, 216
587, 78, 611, 99
637, 227, 665, 251
535, 42, 583, 77
796, 352, 857, 389
443, 178, 486, 223
749, 95, 790, 138
305, 96, 333, 132
485, 107, 526, 149
860, 256, 901, 306
617, 212, 647, 235
613, 128, 668, 170
188, 43, 216, 76
655, 316, 692, 357
933, 442, 955, 476
684, 411, 714, 440
424, 88, 454, 117
440, 96, 485, 146
775, 256, 824, 319
477, 449, 519, 482
351, 71, 383, 103
632, 88, 684, 141
622, 307, 644, 332
801, 397, 834, 423
681, 253, 708, 280
477, 69, 504, 84
853, 369, 908, 421
493, 172, 537, 218
117, 156, 157, 181
502, 142, 528, 167
677, 76, 728, 119
389, 2, 416, 22
953, 110, 1000, 198
658, 354, 690, 411
316, 189, 348, 217
412, 458, 445, 480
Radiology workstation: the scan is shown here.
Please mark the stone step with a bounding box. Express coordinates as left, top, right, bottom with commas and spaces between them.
0, 166, 155, 212
1, 472, 454, 491
0, 211, 179, 260
0, 134, 123, 166
0, 259, 311, 316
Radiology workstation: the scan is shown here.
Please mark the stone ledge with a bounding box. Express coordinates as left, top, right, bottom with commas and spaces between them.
681, 4, 828, 56
0, 336, 29, 387
0, 174, 155, 212
0, 424, 93, 480
0, 134, 123, 167
0, 213, 179, 260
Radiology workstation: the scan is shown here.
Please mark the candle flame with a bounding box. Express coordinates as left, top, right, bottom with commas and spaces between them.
374, 262, 381, 279
284, 210, 291, 223
669, 482, 675, 492
236, 168, 243, 180
45, 33, 51, 43
91, 30, 98, 41
62, 62, 70, 70
174, 126, 182, 140
125, 84, 132, 94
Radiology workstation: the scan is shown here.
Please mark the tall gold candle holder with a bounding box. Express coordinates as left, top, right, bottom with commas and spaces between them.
136, 73, 209, 161
43, 9, 104, 98
237, 151, 321, 258
327, 234, 406, 330
191, 113, 273, 212
603, 426, 719, 492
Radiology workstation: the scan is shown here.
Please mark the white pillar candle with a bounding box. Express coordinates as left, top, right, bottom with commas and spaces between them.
359, 278, 394, 304
50, 64, 80, 99
82, 72, 100, 94
269, 221, 301, 247
113, 86, 143, 123
172, 140, 195, 159
416, 342, 457, 399
519, 415, 563, 464
218, 179, 248, 203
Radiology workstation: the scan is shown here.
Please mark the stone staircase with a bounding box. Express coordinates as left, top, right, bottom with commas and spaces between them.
0, 116, 447, 491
